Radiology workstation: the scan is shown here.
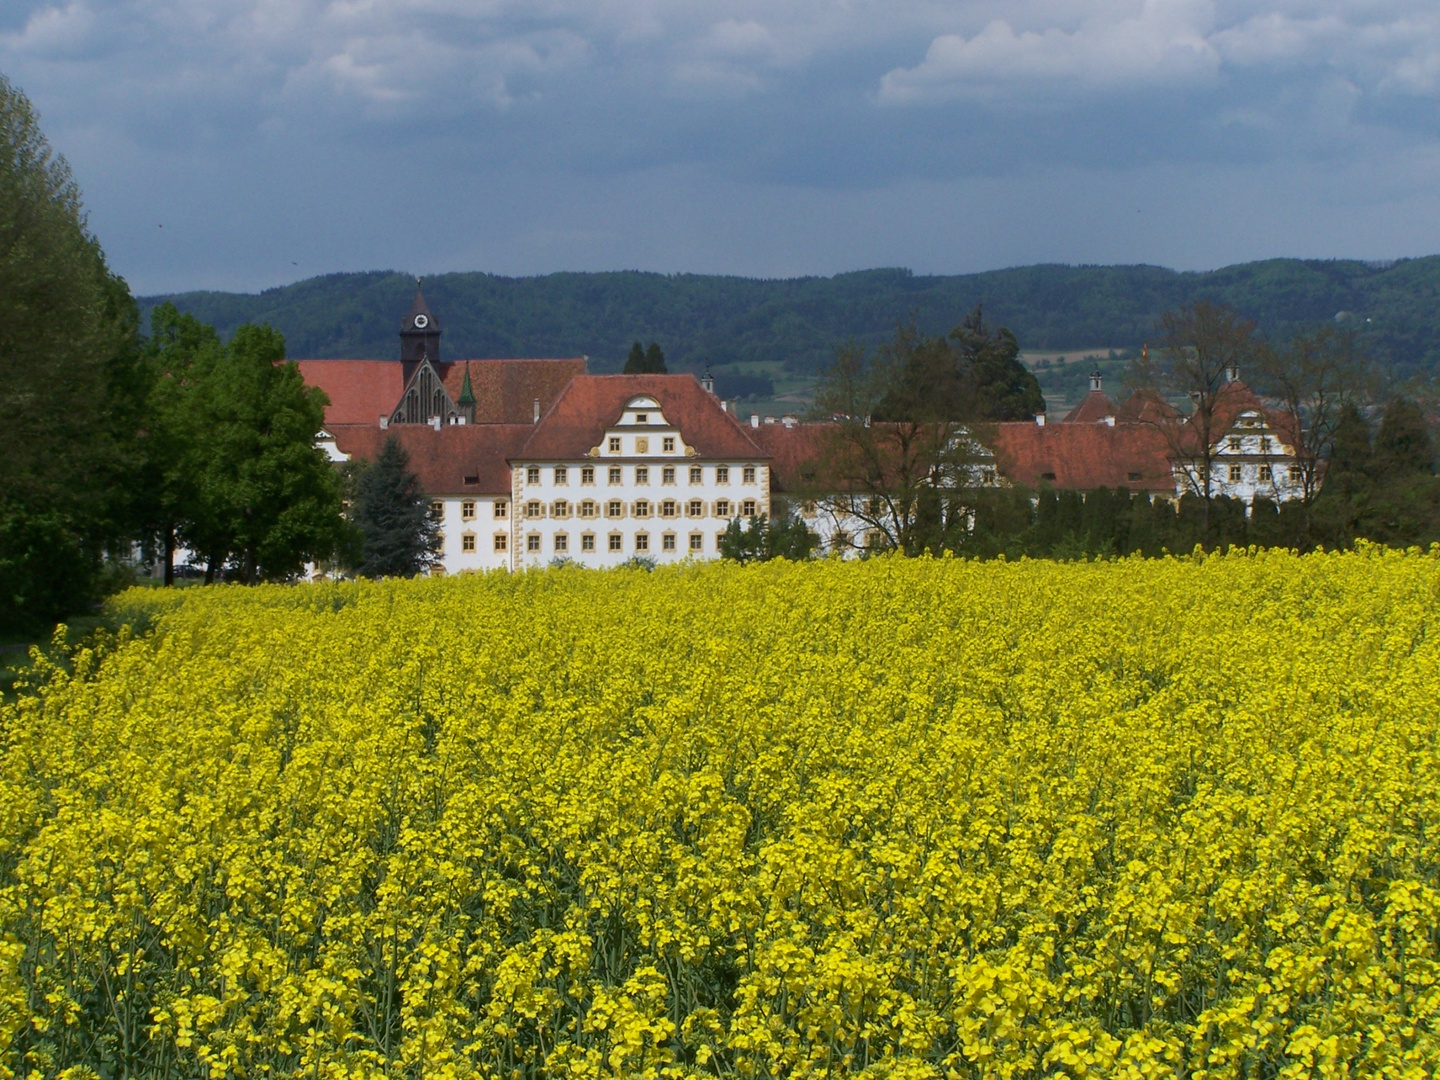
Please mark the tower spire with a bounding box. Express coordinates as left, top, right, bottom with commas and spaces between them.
399, 279, 441, 381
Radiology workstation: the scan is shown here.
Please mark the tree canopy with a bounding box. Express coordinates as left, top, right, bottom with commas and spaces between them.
350, 438, 440, 578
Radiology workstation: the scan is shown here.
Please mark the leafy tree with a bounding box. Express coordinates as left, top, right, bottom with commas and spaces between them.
873, 309, 1042, 423
181, 324, 348, 582
0, 74, 144, 634
717, 502, 817, 563
351, 437, 440, 578
1363, 399, 1440, 547
624, 341, 668, 374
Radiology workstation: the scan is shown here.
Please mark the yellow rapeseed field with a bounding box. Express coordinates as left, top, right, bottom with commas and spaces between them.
2, 549, 1439, 1079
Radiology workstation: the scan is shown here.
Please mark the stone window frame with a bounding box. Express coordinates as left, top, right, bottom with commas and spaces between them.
552, 499, 570, 519
493, 533, 508, 552
689, 465, 703, 484
461, 531, 476, 552
461, 500, 476, 521
635, 532, 650, 552
687, 498, 704, 518
663, 437, 676, 453
526, 466, 541, 484
689, 532, 704, 552
526, 500, 543, 519
716, 466, 730, 484
554, 465, 569, 485
608, 436, 622, 453
579, 499, 598, 519
660, 499, 678, 519
526, 533, 542, 553
608, 466, 623, 485
581, 532, 596, 552
742, 465, 756, 484
715, 498, 732, 518
606, 499, 624, 519
554, 532, 569, 553
581, 465, 595, 485
741, 499, 757, 517
662, 532, 677, 552
494, 501, 508, 519
634, 499, 652, 519
608, 532, 623, 552
635, 466, 649, 485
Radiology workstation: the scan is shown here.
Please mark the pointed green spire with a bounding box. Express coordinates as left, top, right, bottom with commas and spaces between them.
457, 364, 475, 405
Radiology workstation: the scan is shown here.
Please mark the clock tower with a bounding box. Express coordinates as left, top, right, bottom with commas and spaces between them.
400, 280, 441, 382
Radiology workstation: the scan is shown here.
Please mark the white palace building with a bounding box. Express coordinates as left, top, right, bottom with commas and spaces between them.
296, 286, 1312, 571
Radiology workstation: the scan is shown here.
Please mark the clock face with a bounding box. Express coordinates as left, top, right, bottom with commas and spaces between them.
413, 314, 429, 329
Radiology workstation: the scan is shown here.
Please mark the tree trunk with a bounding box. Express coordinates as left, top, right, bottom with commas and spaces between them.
162, 525, 175, 587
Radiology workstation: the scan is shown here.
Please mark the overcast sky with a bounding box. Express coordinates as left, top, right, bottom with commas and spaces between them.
5, 0, 1440, 295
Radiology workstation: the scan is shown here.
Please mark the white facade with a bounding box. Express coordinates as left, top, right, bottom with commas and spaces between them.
1173, 407, 1305, 507
427, 396, 770, 572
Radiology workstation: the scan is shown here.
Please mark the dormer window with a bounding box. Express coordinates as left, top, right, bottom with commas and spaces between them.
636, 413, 648, 424
1228, 437, 1241, 452
609, 437, 621, 453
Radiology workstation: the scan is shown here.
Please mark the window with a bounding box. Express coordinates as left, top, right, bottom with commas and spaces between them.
661, 499, 677, 518
581, 466, 595, 484
1228, 436, 1241, 452
801, 500, 817, 516
1289, 465, 1303, 483
663, 437, 675, 453
716, 466, 730, 484
494, 501, 508, 519
527, 466, 541, 484
634, 499, 651, 518
580, 499, 597, 518
636, 437, 650, 454
1258, 464, 1272, 482
688, 499, 704, 517
743, 466, 756, 484
552, 499, 570, 518
662, 466, 676, 484
715, 499, 731, 517
834, 529, 850, 550
527, 534, 541, 553
554, 533, 568, 552
1228, 464, 1243, 483
636, 466, 649, 484
636, 413, 648, 424
741, 499, 757, 517
689, 533, 704, 552
526, 500, 542, 518
608, 466, 622, 484
608, 533, 623, 552
430, 500, 444, 520
608, 437, 621, 453
493, 533, 507, 552
581, 533, 595, 552
554, 466, 568, 485
607, 499, 623, 518
1260, 437, 1272, 454
662, 533, 676, 551
635, 532, 649, 552
689, 466, 703, 484
982, 468, 996, 484
461, 500, 476, 521
866, 530, 883, 550
461, 532, 476, 552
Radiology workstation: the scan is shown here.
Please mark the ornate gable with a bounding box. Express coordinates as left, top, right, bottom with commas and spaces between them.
392, 357, 461, 425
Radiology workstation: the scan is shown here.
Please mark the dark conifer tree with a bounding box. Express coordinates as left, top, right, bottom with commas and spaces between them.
351, 438, 439, 578
643, 342, 668, 374
624, 341, 646, 374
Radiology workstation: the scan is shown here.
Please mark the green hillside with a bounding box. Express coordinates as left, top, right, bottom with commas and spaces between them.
141, 257, 1440, 381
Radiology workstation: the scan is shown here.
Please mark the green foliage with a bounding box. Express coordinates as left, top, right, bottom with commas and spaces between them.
717, 503, 818, 564
0, 75, 144, 635
351, 437, 440, 579
142, 259, 1440, 380
624, 340, 668, 374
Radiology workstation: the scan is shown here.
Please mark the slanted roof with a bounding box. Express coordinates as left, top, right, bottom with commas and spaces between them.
294, 360, 405, 426
439, 359, 586, 425
746, 422, 832, 492
991, 421, 1174, 494
329, 423, 533, 496
294, 357, 586, 429
520, 375, 768, 461
404, 283, 438, 331
1061, 390, 1118, 424
1115, 388, 1178, 425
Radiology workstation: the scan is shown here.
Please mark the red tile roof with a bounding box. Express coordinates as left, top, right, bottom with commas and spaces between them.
329, 423, 532, 496
439, 359, 586, 424
747, 423, 833, 492
1115, 388, 1178, 425
991, 421, 1174, 494
295, 358, 586, 429
295, 361, 404, 427
520, 375, 769, 461
1061, 390, 1118, 424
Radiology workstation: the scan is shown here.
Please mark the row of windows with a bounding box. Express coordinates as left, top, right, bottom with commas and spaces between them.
1224, 464, 1302, 484
605, 434, 677, 455
524, 464, 758, 486
519, 497, 757, 520
456, 531, 722, 555
1226, 435, 1276, 454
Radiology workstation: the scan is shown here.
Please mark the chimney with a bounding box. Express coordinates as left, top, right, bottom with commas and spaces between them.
701, 369, 715, 394
379, 415, 389, 429
430, 416, 441, 431
720, 400, 728, 413
1103, 415, 1115, 427
533, 398, 540, 424
782, 415, 797, 429
750, 413, 759, 428
764, 415, 776, 425
1226, 365, 1240, 383
1035, 413, 1046, 426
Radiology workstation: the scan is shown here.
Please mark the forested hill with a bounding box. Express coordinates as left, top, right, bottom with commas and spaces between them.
141, 257, 1440, 378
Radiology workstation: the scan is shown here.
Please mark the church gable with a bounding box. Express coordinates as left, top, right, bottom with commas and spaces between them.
392, 357, 461, 426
